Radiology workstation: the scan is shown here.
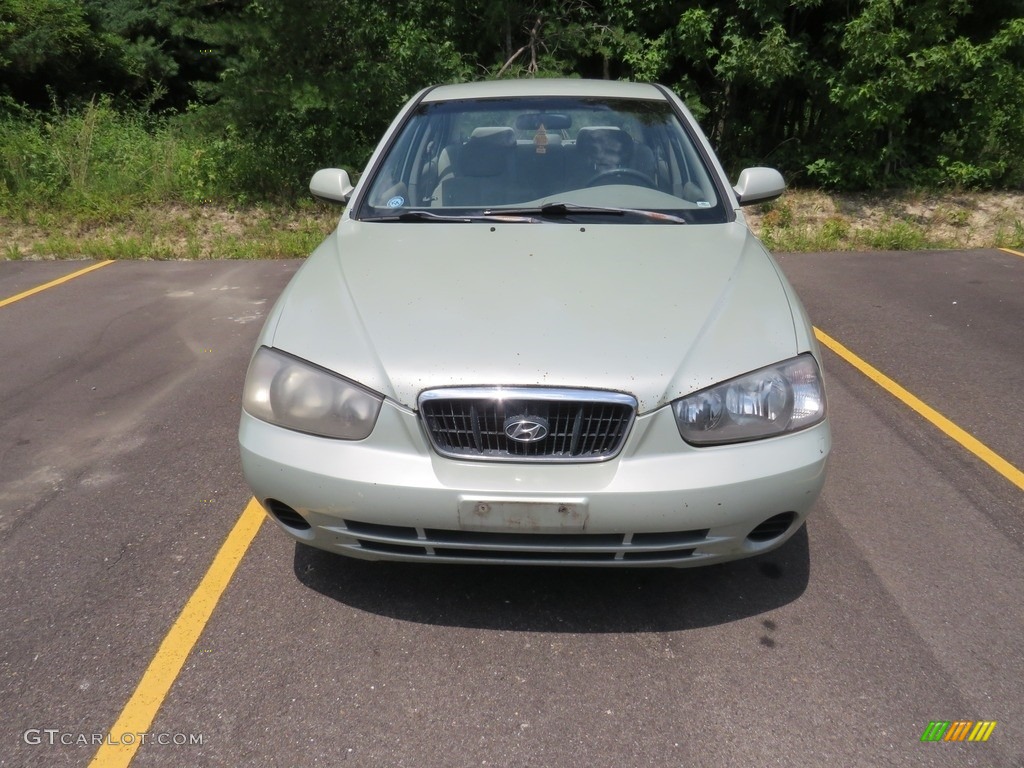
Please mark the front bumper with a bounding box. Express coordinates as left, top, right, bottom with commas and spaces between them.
239, 401, 830, 567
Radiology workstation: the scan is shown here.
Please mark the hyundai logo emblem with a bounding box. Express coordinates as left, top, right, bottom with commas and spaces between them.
503, 415, 550, 443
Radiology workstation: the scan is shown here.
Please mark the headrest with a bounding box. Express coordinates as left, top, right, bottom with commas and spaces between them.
469, 126, 516, 146
460, 127, 515, 177
575, 126, 634, 164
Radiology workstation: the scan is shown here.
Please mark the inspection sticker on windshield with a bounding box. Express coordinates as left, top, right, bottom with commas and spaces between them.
386, 196, 405, 208
458, 497, 588, 532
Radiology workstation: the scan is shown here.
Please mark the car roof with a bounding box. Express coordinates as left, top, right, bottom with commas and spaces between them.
421, 79, 667, 103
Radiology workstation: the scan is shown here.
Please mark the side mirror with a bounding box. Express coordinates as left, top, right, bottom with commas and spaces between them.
310, 168, 354, 204
733, 167, 786, 206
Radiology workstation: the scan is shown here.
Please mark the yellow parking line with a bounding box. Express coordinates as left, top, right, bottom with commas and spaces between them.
90, 499, 265, 768
998, 247, 1024, 259
0, 260, 114, 308
814, 327, 1024, 492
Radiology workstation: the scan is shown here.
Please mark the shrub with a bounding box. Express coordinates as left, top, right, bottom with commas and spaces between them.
0, 99, 216, 215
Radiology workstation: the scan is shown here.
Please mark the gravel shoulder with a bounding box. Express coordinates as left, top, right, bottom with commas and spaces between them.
745, 189, 1023, 252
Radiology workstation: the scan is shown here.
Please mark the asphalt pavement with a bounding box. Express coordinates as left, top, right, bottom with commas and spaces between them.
0, 249, 1021, 767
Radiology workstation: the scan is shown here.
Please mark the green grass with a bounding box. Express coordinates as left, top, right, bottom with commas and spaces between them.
994, 219, 1024, 249
760, 213, 854, 252
8, 204, 335, 260
33, 232, 162, 260
1, 98, 212, 216
864, 220, 930, 250
763, 217, 946, 252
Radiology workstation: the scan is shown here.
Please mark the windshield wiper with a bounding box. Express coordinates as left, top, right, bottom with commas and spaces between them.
369, 210, 539, 223
370, 203, 686, 224
490, 202, 687, 224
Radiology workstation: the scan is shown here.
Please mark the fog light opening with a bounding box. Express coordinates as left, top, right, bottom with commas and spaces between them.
265, 499, 311, 531
747, 512, 796, 543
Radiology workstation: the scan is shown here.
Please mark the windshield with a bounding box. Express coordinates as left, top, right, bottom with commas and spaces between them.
357, 96, 726, 224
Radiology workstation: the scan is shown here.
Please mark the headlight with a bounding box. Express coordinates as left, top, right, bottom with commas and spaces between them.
242, 346, 383, 439
672, 354, 825, 445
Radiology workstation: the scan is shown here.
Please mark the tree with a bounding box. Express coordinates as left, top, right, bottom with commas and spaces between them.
1, 0, 107, 110
187, 0, 471, 195
4, 0, 1022, 193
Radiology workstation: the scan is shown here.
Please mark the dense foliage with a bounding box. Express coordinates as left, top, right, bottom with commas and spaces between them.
2, 0, 1022, 202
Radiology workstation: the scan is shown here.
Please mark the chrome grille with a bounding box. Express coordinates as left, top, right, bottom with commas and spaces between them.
419, 387, 636, 462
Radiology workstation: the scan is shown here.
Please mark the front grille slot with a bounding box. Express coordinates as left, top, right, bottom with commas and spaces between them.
425, 530, 627, 549
433, 547, 616, 562
339, 519, 709, 565
419, 387, 636, 462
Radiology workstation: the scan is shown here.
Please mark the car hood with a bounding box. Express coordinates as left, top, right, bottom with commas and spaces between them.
264, 220, 801, 414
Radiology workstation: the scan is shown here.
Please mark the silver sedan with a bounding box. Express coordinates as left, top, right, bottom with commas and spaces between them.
239, 79, 830, 567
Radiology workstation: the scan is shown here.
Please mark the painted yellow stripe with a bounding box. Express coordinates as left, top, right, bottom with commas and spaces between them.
998, 247, 1024, 258
0, 260, 114, 308
814, 328, 1024, 492
90, 499, 265, 767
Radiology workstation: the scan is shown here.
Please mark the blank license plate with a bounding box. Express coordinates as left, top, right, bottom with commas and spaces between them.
457, 498, 589, 532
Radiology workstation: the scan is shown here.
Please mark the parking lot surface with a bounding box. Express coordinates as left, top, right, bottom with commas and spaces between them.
0, 249, 1021, 767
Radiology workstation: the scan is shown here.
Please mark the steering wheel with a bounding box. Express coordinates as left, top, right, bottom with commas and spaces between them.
585, 167, 657, 189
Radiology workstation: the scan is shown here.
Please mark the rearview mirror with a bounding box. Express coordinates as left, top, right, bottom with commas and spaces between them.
310, 168, 354, 204
514, 113, 572, 131
733, 167, 786, 206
